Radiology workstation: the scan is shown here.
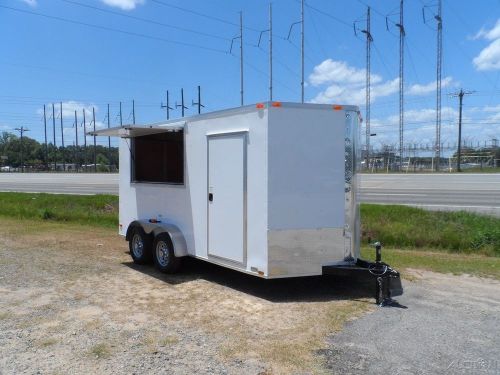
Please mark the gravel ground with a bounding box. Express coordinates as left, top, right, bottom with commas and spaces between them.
0, 219, 370, 375
1, 219, 499, 374
321, 270, 500, 375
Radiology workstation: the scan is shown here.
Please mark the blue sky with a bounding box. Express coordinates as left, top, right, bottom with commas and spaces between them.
0, 0, 499, 151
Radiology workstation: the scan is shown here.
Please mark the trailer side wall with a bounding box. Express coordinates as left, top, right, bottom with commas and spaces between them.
267, 106, 347, 277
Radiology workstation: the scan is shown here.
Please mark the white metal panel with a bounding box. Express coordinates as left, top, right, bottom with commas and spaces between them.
207, 133, 246, 264
186, 109, 268, 274
267, 106, 346, 230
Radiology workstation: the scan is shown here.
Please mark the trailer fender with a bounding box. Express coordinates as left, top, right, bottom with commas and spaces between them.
126, 221, 188, 257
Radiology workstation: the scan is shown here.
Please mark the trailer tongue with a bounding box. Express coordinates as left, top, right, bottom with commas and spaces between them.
323, 242, 403, 306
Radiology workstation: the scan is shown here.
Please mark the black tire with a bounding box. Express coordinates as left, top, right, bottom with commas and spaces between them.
152, 233, 181, 273
128, 226, 153, 264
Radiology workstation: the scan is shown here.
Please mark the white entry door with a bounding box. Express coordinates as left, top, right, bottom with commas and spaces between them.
207, 133, 246, 264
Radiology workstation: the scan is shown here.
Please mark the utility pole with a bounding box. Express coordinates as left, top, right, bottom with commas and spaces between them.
269, 3, 273, 101
287, 6, 304, 102
301, 0, 304, 103
240, 12, 244, 106
52, 103, 56, 171
176, 88, 188, 117
161, 91, 173, 120
192, 85, 204, 114
451, 89, 473, 172
74, 110, 78, 172
93, 107, 97, 172
60, 102, 65, 171
43, 104, 48, 170
132, 99, 136, 124
14, 127, 29, 172
258, 4, 273, 101
119, 101, 123, 126
107, 104, 111, 167
362, 7, 373, 168
396, 1, 405, 170
435, 0, 443, 171
83, 109, 87, 170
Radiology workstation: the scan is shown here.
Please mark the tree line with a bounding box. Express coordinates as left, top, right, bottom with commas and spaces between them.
0, 131, 118, 171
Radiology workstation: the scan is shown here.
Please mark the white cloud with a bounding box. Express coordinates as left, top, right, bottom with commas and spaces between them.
473, 39, 500, 71
473, 19, 500, 71
309, 59, 382, 86
482, 104, 500, 112
473, 19, 500, 41
19, 0, 37, 6
407, 76, 455, 95
310, 80, 399, 106
100, 0, 145, 11
309, 59, 397, 106
37, 101, 98, 120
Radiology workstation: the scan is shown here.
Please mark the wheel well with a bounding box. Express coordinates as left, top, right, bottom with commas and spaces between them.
125, 221, 143, 241
125, 221, 188, 257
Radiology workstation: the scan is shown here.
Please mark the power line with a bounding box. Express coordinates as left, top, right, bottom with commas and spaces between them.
0, 4, 228, 54
60, 0, 231, 42
303, 2, 352, 29
150, 0, 261, 32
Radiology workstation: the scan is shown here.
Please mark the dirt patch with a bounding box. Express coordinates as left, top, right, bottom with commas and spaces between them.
0, 218, 372, 374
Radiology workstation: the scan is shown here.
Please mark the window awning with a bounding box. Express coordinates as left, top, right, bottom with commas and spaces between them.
88, 121, 185, 138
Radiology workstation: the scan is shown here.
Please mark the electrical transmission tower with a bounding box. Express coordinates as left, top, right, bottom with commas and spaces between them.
424, 0, 443, 171
387, 1, 405, 170
287, 0, 304, 102
230, 13, 244, 106
258, 3, 273, 101
397, 1, 405, 170
360, 7, 373, 166
435, 0, 442, 171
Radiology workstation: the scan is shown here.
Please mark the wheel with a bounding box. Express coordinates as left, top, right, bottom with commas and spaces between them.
128, 226, 152, 264
152, 233, 181, 273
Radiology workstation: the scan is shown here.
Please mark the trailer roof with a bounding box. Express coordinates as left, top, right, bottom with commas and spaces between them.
88, 102, 359, 137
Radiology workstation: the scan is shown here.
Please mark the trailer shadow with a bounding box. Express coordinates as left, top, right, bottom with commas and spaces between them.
122, 257, 375, 303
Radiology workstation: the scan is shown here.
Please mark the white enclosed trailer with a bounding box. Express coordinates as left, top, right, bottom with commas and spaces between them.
92, 102, 363, 278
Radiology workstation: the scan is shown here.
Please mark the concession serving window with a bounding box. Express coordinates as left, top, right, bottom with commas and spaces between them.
132, 130, 184, 184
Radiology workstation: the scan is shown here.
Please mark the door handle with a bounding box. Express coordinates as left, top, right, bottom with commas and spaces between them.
208, 193, 213, 202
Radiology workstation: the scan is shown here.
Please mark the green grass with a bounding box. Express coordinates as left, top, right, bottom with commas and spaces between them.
460, 167, 500, 174
361, 204, 500, 257
361, 247, 500, 280
0, 192, 498, 260
89, 343, 111, 359
0, 192, 118, 228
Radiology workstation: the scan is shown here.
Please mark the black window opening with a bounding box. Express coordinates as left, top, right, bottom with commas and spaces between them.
132, 131, 184, 184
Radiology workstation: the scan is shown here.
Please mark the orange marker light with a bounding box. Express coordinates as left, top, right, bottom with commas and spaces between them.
256, 103, 265, 109
271, 101, 282, 107
333, 105, 343, 111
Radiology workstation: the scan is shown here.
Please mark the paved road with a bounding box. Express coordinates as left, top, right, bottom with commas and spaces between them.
0, 173, 119, 195
0, 173, 499, 216
321, 271, 500, 374
360, 174, 500, 216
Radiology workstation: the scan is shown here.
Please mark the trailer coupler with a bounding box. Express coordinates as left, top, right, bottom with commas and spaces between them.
322, 243, 403, 306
